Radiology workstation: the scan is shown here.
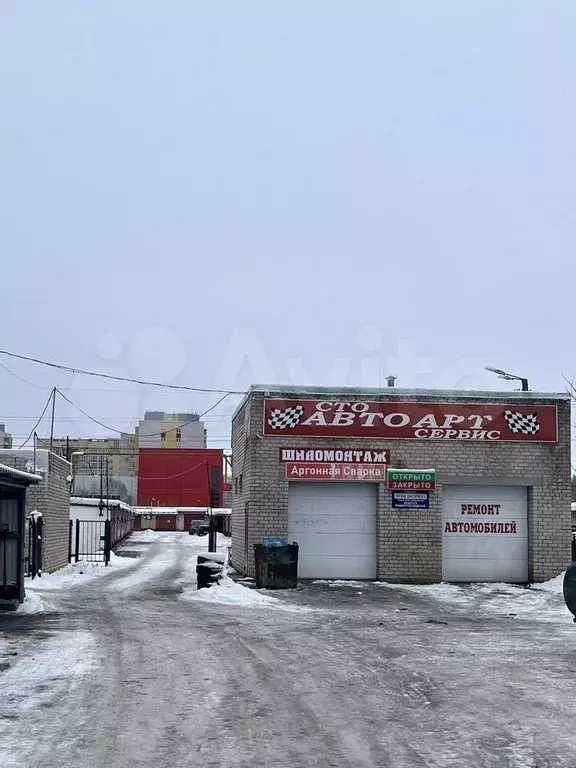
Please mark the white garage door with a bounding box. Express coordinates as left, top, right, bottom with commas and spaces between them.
288, 483, 377, 579
442, 485, 528, 583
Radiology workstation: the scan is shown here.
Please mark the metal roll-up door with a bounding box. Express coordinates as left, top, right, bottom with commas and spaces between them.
288, 483, 377, 579
442, 485, 528, 583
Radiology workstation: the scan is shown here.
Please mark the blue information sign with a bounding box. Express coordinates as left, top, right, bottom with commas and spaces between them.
391, 491, 430, 510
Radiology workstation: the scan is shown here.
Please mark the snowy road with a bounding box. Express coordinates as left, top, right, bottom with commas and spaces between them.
2, 533, 576, 767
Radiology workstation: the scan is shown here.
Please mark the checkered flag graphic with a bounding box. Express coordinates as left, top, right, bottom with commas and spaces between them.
267, 404, 305, 430
504, 410, 540, 436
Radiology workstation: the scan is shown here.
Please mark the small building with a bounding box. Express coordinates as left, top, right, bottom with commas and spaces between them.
0, 449, 72, 575
231, 385, 571, 584
134, 506, 231, 534
0, 462, 41, 609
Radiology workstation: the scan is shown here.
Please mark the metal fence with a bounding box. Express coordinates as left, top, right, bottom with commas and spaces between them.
70, 509, 135, 565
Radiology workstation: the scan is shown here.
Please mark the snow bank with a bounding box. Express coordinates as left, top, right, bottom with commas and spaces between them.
314, 580, 369, 588
25, 552, 131, 592
531, 572, 565, 593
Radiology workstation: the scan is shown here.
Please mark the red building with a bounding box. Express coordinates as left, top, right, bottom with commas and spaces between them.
137, 448, 224, 509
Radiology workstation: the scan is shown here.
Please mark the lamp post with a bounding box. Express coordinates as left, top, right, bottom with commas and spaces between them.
485, 366, 529, 392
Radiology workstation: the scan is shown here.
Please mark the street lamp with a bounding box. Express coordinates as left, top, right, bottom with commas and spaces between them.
485, 366, 529, 392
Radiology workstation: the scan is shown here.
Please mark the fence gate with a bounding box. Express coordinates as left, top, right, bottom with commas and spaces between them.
72, 519, 110, 564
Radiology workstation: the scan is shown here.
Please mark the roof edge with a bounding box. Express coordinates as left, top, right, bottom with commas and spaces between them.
243, 384, 570, 402
0, 463, 42, 483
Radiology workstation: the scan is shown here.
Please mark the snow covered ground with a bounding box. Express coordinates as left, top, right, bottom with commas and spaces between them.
376, 574, 572, 623
19, 529, 304, 612
3, 534, 576, 767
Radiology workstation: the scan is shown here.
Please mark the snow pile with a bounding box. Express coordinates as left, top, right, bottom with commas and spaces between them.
181, 577, 314, 612
532, 572, 564, 594
183, 576, 280, 607
133, 529, 160, 539
314, 580, 369, 588
17, 591, 45, 615
1, 591, 48, 616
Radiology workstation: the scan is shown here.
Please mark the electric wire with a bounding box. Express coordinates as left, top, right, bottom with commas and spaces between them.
0, 349, 246, 395
55, 390, 230, 438
18, 389, 55, 449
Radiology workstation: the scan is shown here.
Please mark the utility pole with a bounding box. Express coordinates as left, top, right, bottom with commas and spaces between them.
105, 457, 109, 520
99, 455, 104, 517
49, 388, 56, 453
66, 436, 70, 463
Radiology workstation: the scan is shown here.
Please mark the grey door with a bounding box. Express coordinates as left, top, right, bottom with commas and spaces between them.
0, 495, 24, 601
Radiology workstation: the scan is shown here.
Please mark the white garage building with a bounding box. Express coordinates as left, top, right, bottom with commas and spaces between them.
231, 386, 571, 584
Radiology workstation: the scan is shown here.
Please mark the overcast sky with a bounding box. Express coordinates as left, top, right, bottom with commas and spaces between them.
0, 1, 574, 449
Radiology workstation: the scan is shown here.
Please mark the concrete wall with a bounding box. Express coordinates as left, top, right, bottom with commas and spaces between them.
231, 391, 571, 583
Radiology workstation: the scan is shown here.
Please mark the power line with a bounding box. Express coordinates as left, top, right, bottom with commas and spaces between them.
0, 360, 54, 391
55, 389, 230, 439
18, 389, 55, 449
0, 349, 246, 395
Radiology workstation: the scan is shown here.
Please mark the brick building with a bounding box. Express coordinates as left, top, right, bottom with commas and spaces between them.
231, 386, 571, 584
0, 449, 71, 574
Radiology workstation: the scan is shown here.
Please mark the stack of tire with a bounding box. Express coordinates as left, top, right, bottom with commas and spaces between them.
196, 553, 226, 590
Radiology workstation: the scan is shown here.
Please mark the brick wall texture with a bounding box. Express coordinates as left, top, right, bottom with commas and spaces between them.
1, 451, 71, 573
231, 390, 571, 584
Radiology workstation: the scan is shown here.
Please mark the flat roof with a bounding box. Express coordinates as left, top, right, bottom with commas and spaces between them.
70, 497, 134, 513
133, 506, 232, 516
0, 463, 42, 483
233, 384, 570, 419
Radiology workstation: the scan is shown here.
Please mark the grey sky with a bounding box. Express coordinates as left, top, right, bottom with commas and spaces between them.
1, 2, 574, 449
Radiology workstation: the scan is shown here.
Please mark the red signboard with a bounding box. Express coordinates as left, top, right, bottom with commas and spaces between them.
279, 447, 389, 464
265, 399, 558, 442
285, 462, 386, 482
